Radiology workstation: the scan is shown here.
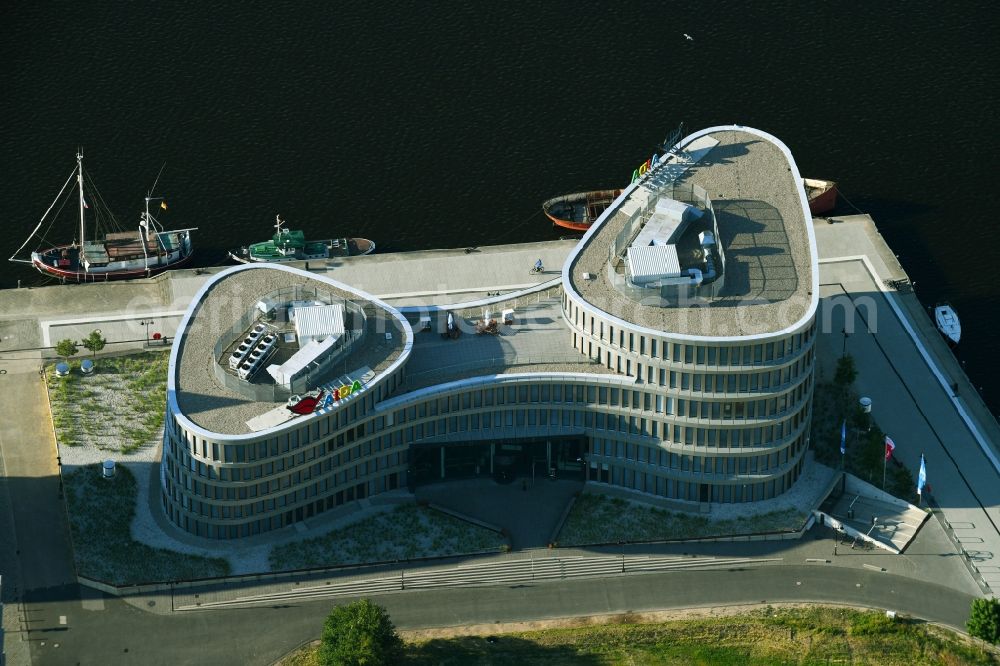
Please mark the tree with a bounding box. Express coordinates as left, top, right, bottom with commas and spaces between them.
318, 599, 403, 666
81, 330, 107, 358
967, 597, 1000, 644
834, 354, 857, 387
55, 338, 79, 363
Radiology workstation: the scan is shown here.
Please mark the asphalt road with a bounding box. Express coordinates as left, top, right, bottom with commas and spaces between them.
18, 563, 975, 665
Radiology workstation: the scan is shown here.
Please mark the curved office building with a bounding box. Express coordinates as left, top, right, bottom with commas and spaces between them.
161, 126, 819, 539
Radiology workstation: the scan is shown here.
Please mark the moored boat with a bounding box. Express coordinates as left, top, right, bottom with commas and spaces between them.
803, 177, 838, 215
10, 152, 197, 282
544, 178, 838, 233
542, 189, 623, 232
934, 304, 961, 345
228, 215, 375, 264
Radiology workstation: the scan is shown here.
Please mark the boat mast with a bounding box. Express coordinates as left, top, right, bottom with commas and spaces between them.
143, 162, 167, 272
76, 150, 85, 250
142, 196, 151, 271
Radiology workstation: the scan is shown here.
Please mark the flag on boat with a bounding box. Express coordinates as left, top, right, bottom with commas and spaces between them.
917, 453, 927, 496
885, 435, 896, 461
160, 201, 168, 210
840, 420, 847, 455
82, 198, 89, 209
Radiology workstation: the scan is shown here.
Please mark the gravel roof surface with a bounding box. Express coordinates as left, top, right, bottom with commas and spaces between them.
570, 129, 814, 338
175, 267, 407, 435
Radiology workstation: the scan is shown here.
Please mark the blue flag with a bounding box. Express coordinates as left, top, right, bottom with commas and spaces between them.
917, 454, 927, 495
840, 420, 846, 455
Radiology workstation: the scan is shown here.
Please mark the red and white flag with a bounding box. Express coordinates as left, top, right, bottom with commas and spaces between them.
885, 435, 896, 461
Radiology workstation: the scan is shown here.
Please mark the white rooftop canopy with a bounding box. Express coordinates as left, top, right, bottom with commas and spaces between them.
626, 244, 682, 285
292, 303, 345, 346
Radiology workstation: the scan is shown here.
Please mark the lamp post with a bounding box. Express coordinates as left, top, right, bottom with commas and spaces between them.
841, 328, 850, 357
139, 319, 154, 346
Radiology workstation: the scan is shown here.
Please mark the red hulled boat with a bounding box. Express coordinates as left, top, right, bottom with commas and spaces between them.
10, 152, 197, 282
803, 177, 839, 215
542, 189, 623, 232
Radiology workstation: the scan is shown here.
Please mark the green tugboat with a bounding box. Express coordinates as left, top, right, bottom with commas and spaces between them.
229, 215, 375, 264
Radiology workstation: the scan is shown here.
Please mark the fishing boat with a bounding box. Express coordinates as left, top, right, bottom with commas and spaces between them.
542, 189, 623, 232
803, 177, 838, 215
544, 177, 838, 233
228, 215, 375, 264
10, 152, 197, 282
934, 304, 961, 345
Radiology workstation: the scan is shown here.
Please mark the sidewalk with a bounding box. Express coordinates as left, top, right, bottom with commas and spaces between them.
0, 358, 78, 666
814, 216, 1000, 594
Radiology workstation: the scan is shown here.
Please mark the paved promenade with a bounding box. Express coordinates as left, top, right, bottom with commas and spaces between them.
0, 240, 577, 355
814, 215, 1000, 592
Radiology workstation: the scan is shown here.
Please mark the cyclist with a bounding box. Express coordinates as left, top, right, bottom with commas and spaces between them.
533, 258, 543, 273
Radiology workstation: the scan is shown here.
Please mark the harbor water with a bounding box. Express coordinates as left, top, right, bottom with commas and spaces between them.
2, 1, 998, 414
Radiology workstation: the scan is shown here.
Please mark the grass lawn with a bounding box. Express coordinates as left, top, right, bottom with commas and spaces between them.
47, 352, 169, 454
284, 606, 998, 665
64, 463, 230, 585
269, 504, 506, 571
556, 493, 806, 546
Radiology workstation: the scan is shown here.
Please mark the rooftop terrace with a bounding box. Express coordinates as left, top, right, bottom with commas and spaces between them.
568, 127, 816, 338
174, 266, 408, 435
397, 296, 615, 393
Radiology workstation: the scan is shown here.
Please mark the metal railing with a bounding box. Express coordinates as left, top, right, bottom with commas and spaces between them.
210, 286, 368, 402
403, 353, 602, 389
606, 182, 726, 303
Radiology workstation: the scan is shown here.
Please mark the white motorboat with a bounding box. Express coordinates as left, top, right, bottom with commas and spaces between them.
934, 304, 961, 345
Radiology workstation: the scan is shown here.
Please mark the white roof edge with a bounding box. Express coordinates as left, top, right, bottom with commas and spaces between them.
560, 124, 820, 343
167, 263, 414, 442
375, 371, 641, 412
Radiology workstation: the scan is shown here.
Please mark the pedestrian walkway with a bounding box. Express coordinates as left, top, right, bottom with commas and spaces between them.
814, 216, 1000, 594
416, 478, 583, 549
0, 358, 78, 666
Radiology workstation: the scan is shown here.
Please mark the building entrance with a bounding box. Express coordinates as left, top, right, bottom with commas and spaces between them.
409, 436, 586, 489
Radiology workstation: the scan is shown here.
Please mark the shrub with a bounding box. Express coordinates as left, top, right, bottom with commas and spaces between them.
319, 599, 403, 666
55, 338, 79, 363
834, 354, 857, 387
81, 330, 107, 357
967, 597, 1000, 644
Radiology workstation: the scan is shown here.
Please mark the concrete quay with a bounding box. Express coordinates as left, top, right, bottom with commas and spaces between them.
0, 240, 577, 355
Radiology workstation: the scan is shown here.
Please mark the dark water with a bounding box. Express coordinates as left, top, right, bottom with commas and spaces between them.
2, 2, 998, 413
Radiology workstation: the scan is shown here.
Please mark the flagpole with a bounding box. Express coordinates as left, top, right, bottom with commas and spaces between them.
882, 450, 887, 490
